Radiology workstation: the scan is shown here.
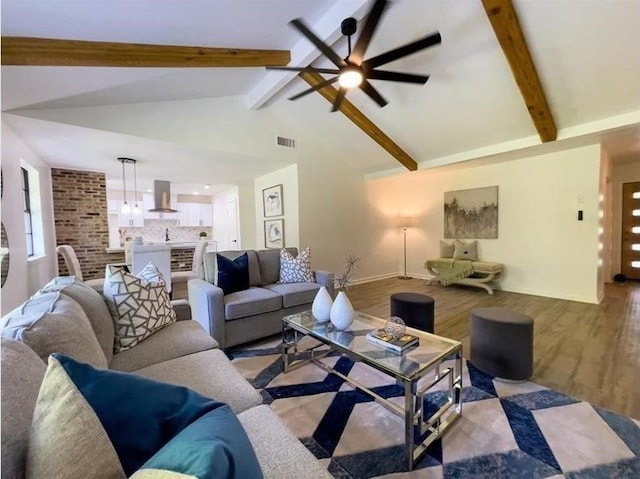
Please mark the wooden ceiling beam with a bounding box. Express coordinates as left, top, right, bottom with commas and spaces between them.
300, 72, 418, 171
481, 0, 557, 142
1, 37, 291, 68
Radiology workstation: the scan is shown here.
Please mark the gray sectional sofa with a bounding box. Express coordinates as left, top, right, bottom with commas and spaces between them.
0, 276, 331, 479
189, 247, 334, 348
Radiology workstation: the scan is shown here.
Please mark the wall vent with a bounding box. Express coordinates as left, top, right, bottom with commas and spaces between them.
276, 136, 296, 148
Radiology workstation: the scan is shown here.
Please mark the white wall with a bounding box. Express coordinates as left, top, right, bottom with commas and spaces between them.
237, 185, 257, 251
610, 157, 640, 276
1, 122, 57, 315
365, 144, 603, 303
254, 164, 299, 251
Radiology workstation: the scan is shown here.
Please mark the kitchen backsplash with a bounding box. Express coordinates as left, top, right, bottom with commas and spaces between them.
119, 219, 212, 245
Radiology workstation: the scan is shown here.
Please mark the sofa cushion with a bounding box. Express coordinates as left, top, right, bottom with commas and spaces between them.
263, 282, 322, 309
134, 349, 262, 414
279, 247, 314, 284
137, 406, 263, 479
103, 264, 177, 353
1, 339, 47, 479
237, 405, 333, 479
32, 353, 230, 477
110, 320, 218, 373
453, 239, 478, 261
217, 252, 250, 295
256, 247, 298, 286
40, 276, 115, 363
131, 470, 195, 478
1, 292, 108, 369
27, 354, 126, 479
224, 287, 282, 321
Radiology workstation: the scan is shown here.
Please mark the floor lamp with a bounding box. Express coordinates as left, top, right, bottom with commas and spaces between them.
398, 216, 417, 280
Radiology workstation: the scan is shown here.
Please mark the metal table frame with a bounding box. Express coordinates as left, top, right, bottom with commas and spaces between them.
282, 315, 463, 470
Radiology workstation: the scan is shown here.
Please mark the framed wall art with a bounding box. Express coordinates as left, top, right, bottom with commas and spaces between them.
262, 184, 283, 217
264, 219, 284, 249
444, 186, 498, 239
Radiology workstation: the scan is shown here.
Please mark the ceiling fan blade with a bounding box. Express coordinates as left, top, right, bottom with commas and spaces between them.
290, 19, 346, 69
266, 66, 340, 75
1, 36, 290, 67
363, 32, 441, 70
331, 87, 347, 112
368, 70, 429, 84
359, 80, 388, 107
350, 0, 388, 65
289, 76, 339, 101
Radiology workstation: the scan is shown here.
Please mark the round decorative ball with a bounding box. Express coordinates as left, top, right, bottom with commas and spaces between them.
384, 316, 406, 339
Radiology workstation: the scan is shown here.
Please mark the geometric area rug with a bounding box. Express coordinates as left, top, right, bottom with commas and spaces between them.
227, 337, 640, 479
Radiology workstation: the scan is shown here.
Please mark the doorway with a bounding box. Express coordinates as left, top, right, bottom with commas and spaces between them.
621, 181, 640, 280
225, 199, 240, 251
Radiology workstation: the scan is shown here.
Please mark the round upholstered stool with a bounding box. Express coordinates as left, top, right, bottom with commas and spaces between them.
470, 307, 534, 381
390, 292, 435, 333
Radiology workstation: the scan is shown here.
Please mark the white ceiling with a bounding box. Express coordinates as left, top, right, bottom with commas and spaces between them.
2, 0, 639, 195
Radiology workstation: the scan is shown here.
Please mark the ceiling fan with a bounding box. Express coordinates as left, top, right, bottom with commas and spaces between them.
266, 0, 441, 112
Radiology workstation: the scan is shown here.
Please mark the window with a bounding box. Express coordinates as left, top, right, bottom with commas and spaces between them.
21, 167, 34, 257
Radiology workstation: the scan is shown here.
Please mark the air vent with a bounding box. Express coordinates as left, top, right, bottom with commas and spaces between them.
276, 136, 296, 148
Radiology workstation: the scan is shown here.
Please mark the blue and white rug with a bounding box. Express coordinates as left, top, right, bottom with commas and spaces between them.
227, 338, 640, 478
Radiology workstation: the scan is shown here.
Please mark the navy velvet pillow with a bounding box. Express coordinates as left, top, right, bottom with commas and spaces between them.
217, 252, 250, 295
52, 354, 228, 476
141, 405, 263, 479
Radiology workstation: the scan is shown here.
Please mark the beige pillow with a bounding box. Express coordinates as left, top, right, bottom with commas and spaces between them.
0, 292, 108, 369
453, 240, 478, 261
439, 240, 454, 258
26, 355, 125, 479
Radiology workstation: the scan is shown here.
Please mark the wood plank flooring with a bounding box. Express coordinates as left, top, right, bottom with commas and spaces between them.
345, 277, 640, 419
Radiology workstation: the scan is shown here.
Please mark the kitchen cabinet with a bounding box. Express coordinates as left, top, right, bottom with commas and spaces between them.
143, 193, 178, 220
176, 202, 212, 227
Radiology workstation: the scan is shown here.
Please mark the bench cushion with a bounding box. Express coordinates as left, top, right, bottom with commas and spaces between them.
470, 261, 503, 274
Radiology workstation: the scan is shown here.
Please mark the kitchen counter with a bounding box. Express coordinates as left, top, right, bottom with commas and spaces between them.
106, 241, 199, 254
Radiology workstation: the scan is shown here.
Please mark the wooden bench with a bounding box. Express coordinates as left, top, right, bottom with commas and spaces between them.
424, 258, 503, 295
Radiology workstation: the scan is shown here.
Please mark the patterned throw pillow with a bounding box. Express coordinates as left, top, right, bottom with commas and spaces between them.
103, 263, 177, 353
279, 247, 314, 284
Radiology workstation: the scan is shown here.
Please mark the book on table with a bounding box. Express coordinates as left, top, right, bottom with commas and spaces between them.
366, 329, 419, 353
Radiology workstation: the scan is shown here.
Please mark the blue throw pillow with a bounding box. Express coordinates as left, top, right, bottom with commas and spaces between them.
51, 354, 229, 476
140, 406, 263, 479
217, 252, 250, 295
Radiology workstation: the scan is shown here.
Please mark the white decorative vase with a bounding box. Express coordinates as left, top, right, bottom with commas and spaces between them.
330, 291, 354, 331
312, 286, 333, 323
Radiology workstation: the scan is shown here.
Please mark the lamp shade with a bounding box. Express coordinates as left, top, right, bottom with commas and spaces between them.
395, 216, 417, 228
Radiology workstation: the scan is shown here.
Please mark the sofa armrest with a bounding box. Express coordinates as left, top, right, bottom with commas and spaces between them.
313, 270, 335, 298
170, 299, 191, 321
187, 278, 227, 346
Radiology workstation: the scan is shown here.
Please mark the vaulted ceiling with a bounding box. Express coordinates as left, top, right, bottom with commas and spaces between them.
2, 0, 639, 194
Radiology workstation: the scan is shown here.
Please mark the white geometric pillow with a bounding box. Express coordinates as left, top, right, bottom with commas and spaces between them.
103, 263, 177, 353
279, 247, 314, 284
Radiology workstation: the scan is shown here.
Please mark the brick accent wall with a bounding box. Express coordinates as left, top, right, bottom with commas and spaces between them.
52, 168, 116, 280
171, 248, 194, 272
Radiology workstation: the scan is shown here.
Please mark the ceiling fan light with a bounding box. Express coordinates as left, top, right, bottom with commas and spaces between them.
338, 69, 363, 89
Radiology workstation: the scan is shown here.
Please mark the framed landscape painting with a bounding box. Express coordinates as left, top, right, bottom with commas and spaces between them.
263, 184, 283, 217
264, 219, 284, 248
444, 186, 498, 239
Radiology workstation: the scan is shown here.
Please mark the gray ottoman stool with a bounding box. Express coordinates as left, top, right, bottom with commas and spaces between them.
390, 292, 435, 333
470, 307, 534, 381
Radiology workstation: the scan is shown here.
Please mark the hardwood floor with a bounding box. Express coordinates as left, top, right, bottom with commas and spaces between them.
345, 277, 640, 419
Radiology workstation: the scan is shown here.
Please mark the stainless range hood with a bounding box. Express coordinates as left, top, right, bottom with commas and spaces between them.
148, 180, 178, 213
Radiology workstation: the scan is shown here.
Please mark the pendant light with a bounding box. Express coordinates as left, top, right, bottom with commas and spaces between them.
118, 157, 130, 214
131, 158, 140, 216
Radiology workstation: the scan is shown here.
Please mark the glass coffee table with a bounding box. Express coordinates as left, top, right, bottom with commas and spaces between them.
282, 310, 463, 470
